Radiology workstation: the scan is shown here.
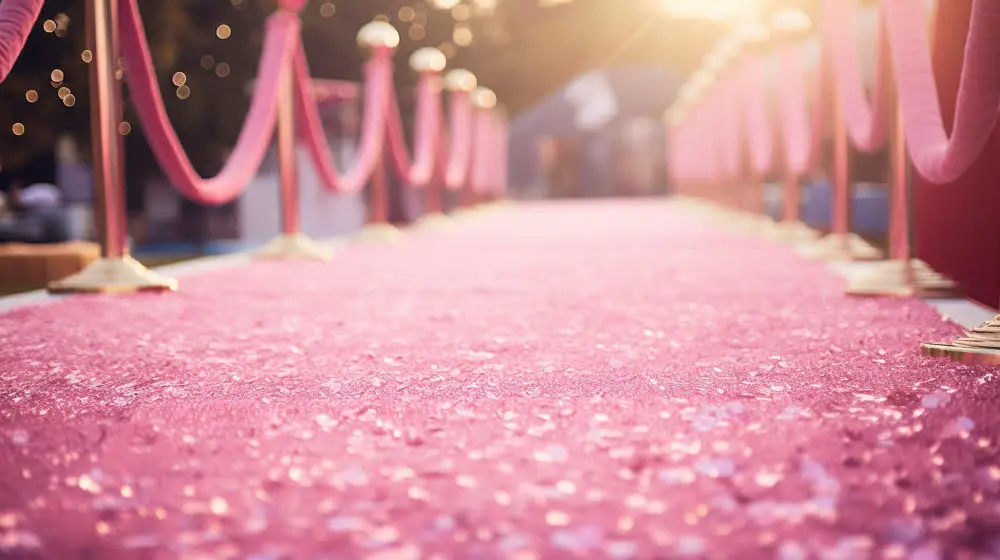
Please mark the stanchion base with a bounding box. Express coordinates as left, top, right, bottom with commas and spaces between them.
47, 255, 178, 294
921, 342, 1000, 366
772, 221, 821, 244
799, 233, 884, 261
413, 212, 451, 229
354, 223, 403, 244
254, 233, 333, 261
846, 259, 960, 298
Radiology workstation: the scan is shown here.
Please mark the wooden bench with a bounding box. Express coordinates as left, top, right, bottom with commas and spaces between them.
0, 242, 100, 295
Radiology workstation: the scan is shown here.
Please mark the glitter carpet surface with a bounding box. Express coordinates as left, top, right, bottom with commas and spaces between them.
1, 199, 997, 559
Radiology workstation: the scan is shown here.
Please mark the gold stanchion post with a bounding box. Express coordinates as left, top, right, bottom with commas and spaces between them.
799, 75, 883, 260
409, 47, 451, 229
254, 31, 333, 261
844, 74, 958, 298
49, 0, 177, 293
353, 21, 404, 244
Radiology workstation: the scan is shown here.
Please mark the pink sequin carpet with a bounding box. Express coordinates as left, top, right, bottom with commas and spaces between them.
1, 200, 997, 559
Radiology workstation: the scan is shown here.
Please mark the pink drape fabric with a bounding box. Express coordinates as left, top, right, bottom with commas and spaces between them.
119, 0, 299, 205
0, 0, 42, 83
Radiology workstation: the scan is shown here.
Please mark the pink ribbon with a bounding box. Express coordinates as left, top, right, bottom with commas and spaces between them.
293, 45, 393, 193
384, 74, 443, 188
119, 0, 299, 205
883, 0, 1000, 184
0, 0, 42, 84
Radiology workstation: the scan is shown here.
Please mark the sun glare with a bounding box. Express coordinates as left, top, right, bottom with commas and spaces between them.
660, 0, 760, 21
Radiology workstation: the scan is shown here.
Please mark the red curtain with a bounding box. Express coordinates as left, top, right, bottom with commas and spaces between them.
913, 0, 1000, 309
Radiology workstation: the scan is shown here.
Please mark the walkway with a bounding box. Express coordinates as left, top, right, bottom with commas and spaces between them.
1, 200, 996, 558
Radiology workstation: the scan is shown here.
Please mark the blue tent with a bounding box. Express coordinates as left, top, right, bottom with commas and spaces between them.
508, 65, 681, 197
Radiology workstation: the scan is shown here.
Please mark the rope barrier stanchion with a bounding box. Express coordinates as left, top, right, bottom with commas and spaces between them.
799, 59, 884, 261
457, 85, 497, 216
769, 11, 821, 245
845, 74, 959, 298
407, 47, 449, 228
254, 41, 333, 261
49, 0, 177, 294
438, 68, 477, 218
352, 21, 405, 244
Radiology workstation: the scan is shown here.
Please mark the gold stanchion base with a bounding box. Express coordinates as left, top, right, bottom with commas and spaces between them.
922, 315, 1000, 364
799, 233, 884, 261
846, 259, 960, 298
413, 212, 451, 229
354, 223, 403, 244
921, 342, 1000, 365
254, 233, 333, 261
47, 255, 178, 294
771, 221, 821, 244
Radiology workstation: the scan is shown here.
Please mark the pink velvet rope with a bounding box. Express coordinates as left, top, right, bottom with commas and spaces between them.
883, 0, 1000, 184
0, 0, 42, 84
444, 91, 474, 190
777, 46, 813, 176
493, 115, 508, 196
119, 0, 298, 205
822, 0, 889, 153
384, 74, 442, 188
741, 56, 774, 176
293, 45, 393, 194
469, 108, 494, 194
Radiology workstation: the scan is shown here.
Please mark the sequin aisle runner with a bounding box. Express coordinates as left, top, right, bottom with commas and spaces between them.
0, 200, 995, 558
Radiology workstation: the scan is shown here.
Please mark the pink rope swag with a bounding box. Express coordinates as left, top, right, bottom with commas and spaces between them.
384, 74, 442, 188
118, 0, 299, 205
0, 0, 42, 83
822, 0, 889, 153
293, 46, 392, 194
883, 0, 1000, 184
444, 92, 474, 190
